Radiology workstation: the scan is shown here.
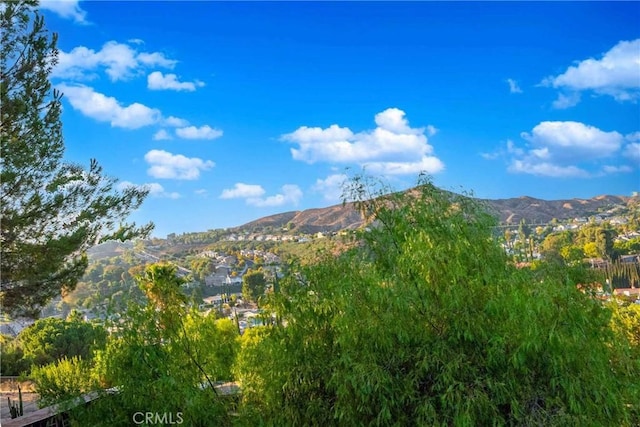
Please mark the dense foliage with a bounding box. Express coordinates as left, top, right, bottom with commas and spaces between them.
233, 177, 639, 426
0, 0, 152, 318
30, 355, 97, 407
69, 263, 239, 426
242, 270, 267, 304
1, 311, 106, 376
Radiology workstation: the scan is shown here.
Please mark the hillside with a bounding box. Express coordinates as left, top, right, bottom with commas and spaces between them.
482, 194, 632, 225
232, 193, 635, 234
234, 203, 363, 234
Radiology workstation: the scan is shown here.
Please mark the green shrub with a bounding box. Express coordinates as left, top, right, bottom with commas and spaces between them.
30, 356, 96, 407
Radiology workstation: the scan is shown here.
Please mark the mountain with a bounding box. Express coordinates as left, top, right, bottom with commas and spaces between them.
233, 193, 636, 234
234, 204, 363, 234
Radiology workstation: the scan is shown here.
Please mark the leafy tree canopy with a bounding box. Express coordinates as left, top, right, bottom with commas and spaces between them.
15, 312, 106, 368
74, 263, 238, 426
242, 269, 266, 303
235, 175, 639, 426
0, 0, 153, 318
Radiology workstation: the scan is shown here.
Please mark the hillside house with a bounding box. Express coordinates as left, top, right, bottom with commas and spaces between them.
205, 265, 231, 286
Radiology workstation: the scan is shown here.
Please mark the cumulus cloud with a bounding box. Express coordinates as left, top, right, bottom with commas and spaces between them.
118, 181, 180, 199
543, 39, 640, 105
39, 0, 88, 23
164, 116, 190, 127
624, 143, 640, 163
219, 183, 302, 207
57, 83, 160, 129
53, 41, 177, 82
147, 71, 205, 91
601, 165, 633, 174
153, 129, 172, 141
509, 161, 589, 178
282, 108, 444, 176
247, 185, 303, 207
144, 182, 181, 199
175, 125, 223, 140
144, 149, 214, 180
220, 183, 266, 199
506, 121, 629, 178
551, 92, 581, 110
521, 121, 623, 161
312, 173, 348, 202
507, 78, 522, 94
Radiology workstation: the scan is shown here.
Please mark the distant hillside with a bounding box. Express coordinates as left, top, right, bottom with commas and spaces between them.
482, 195, 632, 225
234, 203, 363, 234
232, 192, 635, 234
87, 240, 133, 260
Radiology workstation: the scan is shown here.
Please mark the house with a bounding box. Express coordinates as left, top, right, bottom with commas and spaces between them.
201, 295, 224, 307
205, 265, 231, 286
225, 275, 242, 285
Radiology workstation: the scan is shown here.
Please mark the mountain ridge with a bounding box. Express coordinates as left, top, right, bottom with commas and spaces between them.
231, 192, 636, 234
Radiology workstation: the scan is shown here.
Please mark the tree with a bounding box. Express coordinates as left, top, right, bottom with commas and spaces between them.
242, 269, 266, 303
72, 263, 237, 426
16, 313, 107, 367
518, 218, 532, 261
597, 227, 617, 261
1, 0, 153, 318
235, 176, 639, 425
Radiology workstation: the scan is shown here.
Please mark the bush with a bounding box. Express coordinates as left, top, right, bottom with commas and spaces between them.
30, 356, 96, 407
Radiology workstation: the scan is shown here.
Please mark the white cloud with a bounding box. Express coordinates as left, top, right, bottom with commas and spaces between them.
117, 181, 181, 199
220, 183, 302, 207
482, 139, 526, 161
53, 41, 177, 82
508, 161, 589, 178
507, 121, 627, 178
137, 52, 176, 68
220, 183, 266, 199
601, 165, 633, 174
623, 143, 640, 163
282, 108, 444, 176
520, 121, 622, 161
507, 78, 522, 94
247, 185, 303, 207
543, 39, 640, 104
164, 116, 190, 127
57, 83, 160, 129
312, 174, 348, 202
39, 0, 87, 23
145, 183, 181, 199
147, 71, 205, 91
153, 129, 172, 141
626, 132, 640, 142
365, 157, 445, 176
176, 125, 223, 140
551, 92, 581, 109
144, 149, 214, 180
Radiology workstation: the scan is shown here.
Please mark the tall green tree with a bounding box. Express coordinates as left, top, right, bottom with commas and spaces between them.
235, 176, 639, 426
0, 0, 153, 318
242, 269, 266, 304
73, 263, 236, 426
15, 313, 107, 368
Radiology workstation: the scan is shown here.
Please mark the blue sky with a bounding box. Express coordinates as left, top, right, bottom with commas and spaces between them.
39, 1, 639, 237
